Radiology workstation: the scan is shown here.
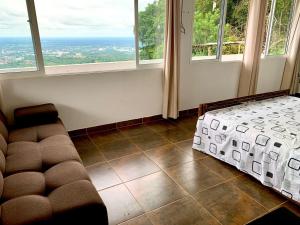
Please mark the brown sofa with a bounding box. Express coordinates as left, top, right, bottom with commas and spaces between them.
0, 104, 108, 225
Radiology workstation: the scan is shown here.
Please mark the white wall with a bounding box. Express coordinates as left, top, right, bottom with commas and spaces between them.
0, 69, 163, 131
0, 0, 286, 131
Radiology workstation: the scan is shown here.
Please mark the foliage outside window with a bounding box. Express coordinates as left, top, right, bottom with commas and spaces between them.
192, 0, 222, 59
222, 0, 249, 55
138, 0, 165, 63
265, 0, 294, 55
192, 0, 249, 59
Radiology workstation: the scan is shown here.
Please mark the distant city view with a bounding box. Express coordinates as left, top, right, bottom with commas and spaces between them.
0, 37, 136, 70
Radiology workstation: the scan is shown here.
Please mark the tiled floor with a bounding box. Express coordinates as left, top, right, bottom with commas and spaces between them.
72, 116, 300, 225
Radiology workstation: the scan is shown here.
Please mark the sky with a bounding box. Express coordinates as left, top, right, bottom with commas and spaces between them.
0, 0, 154, 37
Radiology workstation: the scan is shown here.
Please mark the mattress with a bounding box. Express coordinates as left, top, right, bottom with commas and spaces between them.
193, 96, 300, 202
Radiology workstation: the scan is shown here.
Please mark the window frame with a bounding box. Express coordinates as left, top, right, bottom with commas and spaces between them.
191, 0, 296, 62
0, 0, 164, 77
191, 0, 245, 62
264, 0, 296, 56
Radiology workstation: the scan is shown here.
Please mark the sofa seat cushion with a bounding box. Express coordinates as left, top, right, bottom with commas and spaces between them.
45, 161, 89, 191
1, 195, 52, 225
5, 149, 42, 176
7, 142, 39, 156
3, 172, 45, 201
39, 135, 73, 148
9, 120, 67, 143
41, 145, 81, 169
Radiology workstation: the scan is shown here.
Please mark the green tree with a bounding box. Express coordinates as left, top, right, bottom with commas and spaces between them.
138, 0, 165, 60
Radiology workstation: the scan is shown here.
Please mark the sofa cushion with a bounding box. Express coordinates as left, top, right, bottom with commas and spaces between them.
45, 161, 89, 191
0, 120, 8, 142
0, 151, 5, 173
41, 145, 81, 169
3, 172, 45, 201
0, 135, 7, 156
14, 103, 58, 128
40, 135, 73, 148
1, 195, 52, 225
7, 142, 39, 156
9, 120, 67, 143
5, 149, 42, 176
0, 172, 4, 198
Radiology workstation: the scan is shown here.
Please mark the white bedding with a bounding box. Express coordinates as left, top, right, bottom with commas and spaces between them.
193, 96, 300, 202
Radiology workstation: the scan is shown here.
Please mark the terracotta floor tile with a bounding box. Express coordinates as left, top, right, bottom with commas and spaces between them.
87, 162, 122, 190
200, 157, 241, 180
130, 132, 170, 151
120, 214, 153, 225
72, 135, 94, 149
99, 184, 144, 225
147, 197, 220, 225
79, 149, 107, 166
231, 175, 286, 210
98, 139, 142, 160
126, 171, 186, 211
146, 120, 178, 133
120, 125, 155, 138
172, 116, 198, 132
165, 161, 224, 194
194, 183, 266, 225
72, 135, 106, 166
158, 127, 193, 143
89, 130, 126, 146
145, 144, 193, 169
110, 153, 160, 182
176, 139, 208, 160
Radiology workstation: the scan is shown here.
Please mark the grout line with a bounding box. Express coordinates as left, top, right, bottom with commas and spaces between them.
268, 200, 289, 212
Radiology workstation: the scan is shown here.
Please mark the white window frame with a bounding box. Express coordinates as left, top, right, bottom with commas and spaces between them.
191, 0, 243, 62
264, 0, 296, 56
0, 0, 164, 77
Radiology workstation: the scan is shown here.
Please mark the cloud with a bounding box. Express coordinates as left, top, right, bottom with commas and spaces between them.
0, 0, 156, 37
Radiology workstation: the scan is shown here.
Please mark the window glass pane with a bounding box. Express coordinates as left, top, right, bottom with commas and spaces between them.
262, 0, 273, 55
223, 0, 249, 56
0, 0, 37, 73
192, 0, 222, 59
35, 0, 135, 67
268, 0, 294, 55
138, 0, 166, 64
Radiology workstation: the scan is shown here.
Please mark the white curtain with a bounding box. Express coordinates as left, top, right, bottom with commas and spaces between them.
237, 0, 267, 97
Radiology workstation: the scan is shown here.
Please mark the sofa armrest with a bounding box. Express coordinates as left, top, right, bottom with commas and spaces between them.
14, 103, 59, 128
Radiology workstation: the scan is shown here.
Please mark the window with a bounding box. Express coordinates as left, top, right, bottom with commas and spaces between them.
222, 0, 249, 56
138, 0, 166, 64
192, 0, 222, 59
35, 0, 136, 67
0, 0, 37, 73
0, 0, 166, 75
192, 0, 249, 60
264, 0, 295, 55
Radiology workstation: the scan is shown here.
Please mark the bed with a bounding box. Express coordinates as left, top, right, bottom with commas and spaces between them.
192, 90, 300, 203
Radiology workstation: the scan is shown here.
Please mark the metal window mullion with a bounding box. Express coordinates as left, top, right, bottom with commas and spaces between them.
26, 0, 45, 74
265, 0, 276, 55
134, 0, 140, 67
217, 0, 227, 61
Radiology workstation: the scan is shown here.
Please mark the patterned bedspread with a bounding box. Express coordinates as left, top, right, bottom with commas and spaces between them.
193, 96, 300, 202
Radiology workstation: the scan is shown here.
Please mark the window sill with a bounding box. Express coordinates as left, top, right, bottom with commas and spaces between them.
0, 60, 163, 80
190, 54, 243, 64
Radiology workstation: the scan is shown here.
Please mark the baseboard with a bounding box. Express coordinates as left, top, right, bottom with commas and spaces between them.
68, 108, 198, 137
